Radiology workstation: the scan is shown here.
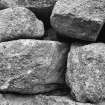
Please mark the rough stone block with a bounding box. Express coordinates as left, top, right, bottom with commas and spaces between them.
51, 0, 105, 41
0, 0, 57, 28
0, 0, 57, 9
66, 43, 105, 103
0, 7, 44, 42
0, 39, 69, 94
0, 94, 94, 105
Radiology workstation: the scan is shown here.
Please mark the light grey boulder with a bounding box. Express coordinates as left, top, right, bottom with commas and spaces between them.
51, 0, 105, 41
0, 39, 69, 94
0, 7, 44, 42
66, 43, 105, 103
0, 94, 94, 105
0, 0, 58, 28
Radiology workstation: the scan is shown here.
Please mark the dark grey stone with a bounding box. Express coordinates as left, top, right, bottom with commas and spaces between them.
51, 0, 105, 41
0, 0, 57, 9
44, 28, 58, 41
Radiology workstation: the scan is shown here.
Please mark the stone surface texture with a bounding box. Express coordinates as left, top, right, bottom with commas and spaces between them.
0, 39, 68, 94
0, 7, 44, 42
0, 0, 57, 8
51, 0, 105, 41
0, 0, 58, 29
0, 0, 105, 104
0, 94, 94, 105
66, 43, 105, 103
0, 94, 33, 105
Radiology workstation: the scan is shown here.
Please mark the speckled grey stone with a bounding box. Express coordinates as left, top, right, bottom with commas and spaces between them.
0, 39, 68, 94
0, 7, 44, 42
66, 43, 105, 103
33, 95, 94, 105
0, 0, 57, 9
0, 0, 57, 25
0, 94, 94, 105
51, 0, 105, 41
0, 94, 33, 105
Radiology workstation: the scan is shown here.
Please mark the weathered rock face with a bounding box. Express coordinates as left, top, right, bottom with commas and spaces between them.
0, 0, 57, 9
0, 94, 33, 105
0, 39, 69, 94
33, 95, 94, 105
51, 0, 105, 41
66, 43, 105, 103
0, 7, 44, 42
0, 94, 94, 105
0, 0, 57, 29
98, 102, 105, 105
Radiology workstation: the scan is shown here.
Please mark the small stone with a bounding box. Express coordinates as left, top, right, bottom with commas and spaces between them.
0, 7, 44, 42
51, 0, 105, 41
66, 43, 105, 103
44, 28, 58, 41
0, 39, 69, 94
0, 94, 94, 105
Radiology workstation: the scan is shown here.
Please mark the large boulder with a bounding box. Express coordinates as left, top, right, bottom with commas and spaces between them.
66, 43, 105, 103
0, 39, 69, 94
0, 0, 58, 28
0, 7, 44, 42
0, 94, 94, 105
51, 0, 105, 41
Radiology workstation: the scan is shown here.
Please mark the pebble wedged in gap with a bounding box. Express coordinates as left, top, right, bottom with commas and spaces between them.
66, 43, 105, 103
44, 28, 58, 41
0, 39, 69, 94
0, 94, 94, 105
0, 7, 44, 42
50, 0, 105, 41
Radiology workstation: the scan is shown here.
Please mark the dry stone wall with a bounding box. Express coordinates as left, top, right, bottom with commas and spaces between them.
0, 0, 105, 105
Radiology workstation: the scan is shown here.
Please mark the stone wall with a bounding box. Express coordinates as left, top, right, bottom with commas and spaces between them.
0, 0, 105, 105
